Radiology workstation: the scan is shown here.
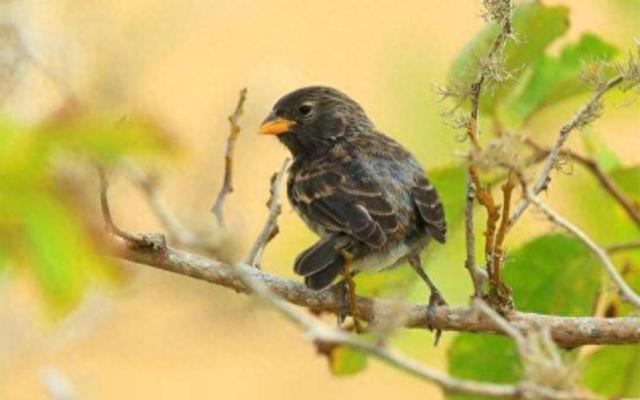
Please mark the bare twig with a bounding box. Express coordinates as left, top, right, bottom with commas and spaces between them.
524, 188, 640, 308
464, 177, 486, 296
246, 158, 290, 267
123, 161, 202, 247
524, 138, 640, 227
492, 171, 515, 275
508, 75, 625, 230
607, 241, 640, 254
212, 88, 248, 226
463, 0, 512, 301
97, 166, 139, 244
475, 299, 581, 395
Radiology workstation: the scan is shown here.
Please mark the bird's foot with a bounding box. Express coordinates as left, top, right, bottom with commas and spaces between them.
427, 290, 447, 346
335, 279, 349, 326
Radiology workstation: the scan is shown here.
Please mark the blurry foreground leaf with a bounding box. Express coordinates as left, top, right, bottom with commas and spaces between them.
448, 1, 569, 114
581, 345, 640, 397
0, 112, 172, 316
447, 334, 520, 400
328, 345, 368, 376
19, 194, 116, 315
504, 234, 600, 315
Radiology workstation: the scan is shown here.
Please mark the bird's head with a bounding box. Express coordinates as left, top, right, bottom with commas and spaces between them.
260, 86, 373, 158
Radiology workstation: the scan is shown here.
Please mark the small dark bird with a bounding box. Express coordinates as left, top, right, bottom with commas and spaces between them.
260, 86, 447, 331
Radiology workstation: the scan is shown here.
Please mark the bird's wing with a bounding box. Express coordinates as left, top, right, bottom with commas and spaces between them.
289, 165, 398, 248
411, 175, 447, 243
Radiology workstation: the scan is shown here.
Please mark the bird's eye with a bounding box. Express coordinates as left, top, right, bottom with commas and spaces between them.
298, 104, 313, 116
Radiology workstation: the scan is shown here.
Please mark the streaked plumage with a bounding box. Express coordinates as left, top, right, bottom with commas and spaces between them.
261, 86, 446, 291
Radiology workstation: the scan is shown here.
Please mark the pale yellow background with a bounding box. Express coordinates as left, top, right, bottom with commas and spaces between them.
1, 1, 638, 399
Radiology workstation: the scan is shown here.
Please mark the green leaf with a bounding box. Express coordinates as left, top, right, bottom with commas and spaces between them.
581, 130, 623, 172
448, 1, 570, 114
610, 165, 640, 202
42, 114, 174, 164
429, 165, 467, 230
581, 345, 640, 397
503, 234, 600, 315
355, 266, 415, 297
19, 193, 115, 316
447, 334, 520, 400
329, 346, 368, 376
507, 34, 618, 123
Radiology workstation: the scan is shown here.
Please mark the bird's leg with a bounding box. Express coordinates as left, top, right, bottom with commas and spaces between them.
340, 252, 363, 333
408, 253, 447, 345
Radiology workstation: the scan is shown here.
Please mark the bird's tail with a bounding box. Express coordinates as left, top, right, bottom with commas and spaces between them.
294, 234, 346, 290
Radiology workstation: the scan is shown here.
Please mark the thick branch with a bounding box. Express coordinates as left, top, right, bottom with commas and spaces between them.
111, 237, 640, 348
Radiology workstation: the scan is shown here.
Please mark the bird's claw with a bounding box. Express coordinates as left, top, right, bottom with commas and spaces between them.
427, 290, 447, 346
337, 280, 349, 326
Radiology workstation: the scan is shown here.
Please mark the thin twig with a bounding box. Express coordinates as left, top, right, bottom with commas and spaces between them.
212, 88, 248, 226
97, 166, 139, 244
524, 188, 640, 308
508, 75, 625, 230
607, 241, 640, 254
492, 171, 515, 277
123, 161, 202, 247
524, 138, 640, 227
246, 158, 290, 267
464, 176, 485, 296
464, 0, 512, 299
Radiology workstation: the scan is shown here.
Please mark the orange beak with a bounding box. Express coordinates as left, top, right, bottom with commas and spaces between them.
259, 116, 295, 136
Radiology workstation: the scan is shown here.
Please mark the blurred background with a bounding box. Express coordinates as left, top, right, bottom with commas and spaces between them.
0, 0, 638, 399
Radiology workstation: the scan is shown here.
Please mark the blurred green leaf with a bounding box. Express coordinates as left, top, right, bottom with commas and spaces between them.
0, 112, 171, 316
610, 165, 640, 202
503, 234, 600, 315
449, 1, 569, 114
581, 345, 640, 397
429, 165, 467, 230
581, 130, 623, 172
448, 334, 520, 400
42, 114, 174, 164
356, 266, 415, 297
329, 345, 368, 376
19, 193, 115, 315
507, 34, 618, 124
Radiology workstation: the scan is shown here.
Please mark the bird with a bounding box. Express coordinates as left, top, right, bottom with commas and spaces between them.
259, 86, 447, 333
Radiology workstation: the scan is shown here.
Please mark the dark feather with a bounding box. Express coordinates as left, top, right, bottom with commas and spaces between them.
290, 165, 389, 248
412, 177, 447, 243
304, 259, 344, 290
294, 235, 342, 276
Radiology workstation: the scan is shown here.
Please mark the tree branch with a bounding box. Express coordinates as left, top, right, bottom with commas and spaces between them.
246, 158, 290, 267
111, 237, 640, 348
524, 138, 640, 227
212, 88, 248, 226
508, 75, 624, 230
463, 0, 512, 302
